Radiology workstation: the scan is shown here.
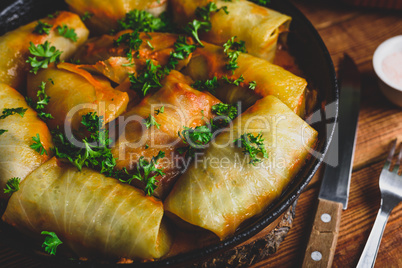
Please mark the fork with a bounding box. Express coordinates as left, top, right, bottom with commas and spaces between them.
356, 139, 402, 268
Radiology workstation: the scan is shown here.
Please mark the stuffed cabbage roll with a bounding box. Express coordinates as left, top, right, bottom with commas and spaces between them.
74, 31, 192, 71
27, 63, 129, 131
0, 83, 53, 199
164, 95, 318, 239
171, 0, 291, 62
112, 70, 221, 199
66, 0, 167, 34
0, 11, 89, 92
2, 157, 171, 260
183, 43, 307, 116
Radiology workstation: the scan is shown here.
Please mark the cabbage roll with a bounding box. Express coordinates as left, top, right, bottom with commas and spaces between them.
0, 83, 53, 199
112, 70, 221, 199
27, 63, 129, 131
183, 43, 307, 116
2, 157, 171, 260
0, 11, 89, 92
74, 31, 192, 71
171, 0, 291, 62
65, 0, 167, 34
164, 95, 318, 239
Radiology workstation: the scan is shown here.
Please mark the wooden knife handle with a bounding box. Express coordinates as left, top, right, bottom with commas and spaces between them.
302, 198, 343, 268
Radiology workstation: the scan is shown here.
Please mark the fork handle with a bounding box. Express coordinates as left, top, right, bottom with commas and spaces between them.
356, 205, 392, 268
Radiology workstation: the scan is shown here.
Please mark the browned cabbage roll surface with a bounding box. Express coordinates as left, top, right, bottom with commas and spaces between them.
0, 11, 89, 92
171, 0, 291, 62
27, 63, 129, 131
0, 83, 53, 199
164, 95, 318, 239
73, 31, 193, 80
65, 0, 167, 34
112, 70, 221, 199
183, 43, 307, 116
2, 157, 172, 260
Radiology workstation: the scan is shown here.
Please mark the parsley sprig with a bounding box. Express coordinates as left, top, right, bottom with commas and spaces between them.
178, 125, 213, 158
3, 177, 21, 194
114, 10, 175, 34
26, 41, 63, 74
223, 36, 247, 72
114, 31, 143, 62
166, 36, 197, 70
129, 60, 164, 96
0, 107, 27, 119
234, 132, 268, 165
250, 0, 271, 5
143, 114, 161, 129
184, 2, 228, 46
26, 80, 54, 121
0, 129, 7, 135
56, 25, 78, 42
119, 151, 166, 196
41, 231, 63, 255
33, 20, 53, 35
192, 76, 220, 95
30, 134, 48, 155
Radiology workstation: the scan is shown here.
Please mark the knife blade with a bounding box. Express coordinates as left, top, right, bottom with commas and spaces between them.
302, 53, 361, 268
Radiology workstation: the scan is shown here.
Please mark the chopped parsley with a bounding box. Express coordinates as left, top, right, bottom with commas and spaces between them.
155, 106, 165, 115
166, 36, 197, 70
30, 133, 48, 155
223, 36, 247, 72
143, 114, 161, 129
56, 25, 78, 42
3, 177, 21, 194
249, 80, 257, 90
212, 103, 238, 121
119, 151, 166, 196
114, 31, 143, 64
0, 107, 27, 119
222, 75, 245, 86
184, 2, 229, 46
33, 20, 52, 35
178, 125, 213, 157
114, 10, 174, 33
192, 76, 220, 95
249, 0, 271, 6
0, 129, 7, 135
129, 59, 164, 96
41, 231, 63, 255
81, 12, 93, 21
234, 132, 268, 165
27, 80, 53, 121
26, 41, 63, 74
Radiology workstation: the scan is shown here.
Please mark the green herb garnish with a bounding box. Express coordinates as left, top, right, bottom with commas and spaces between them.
143, 114, 161, 129
166, 36, 197, 70
178, 125, 213, 157
26, 41, 63, 74
119, 151, 165, 196
33, 20, 53, 35
129, 59, 164, 96
0, 129, 7, 135
81, 12, 93, 21
56, 25, 78, 42
3, 177, 21, 194
223, 36, 247, 72
30, 133, 47, 155
0, 107, 27, 119
41, 231, 63, 255
192, 76, 220, 95
114, 10, 173, 33
234, 132, 268, 165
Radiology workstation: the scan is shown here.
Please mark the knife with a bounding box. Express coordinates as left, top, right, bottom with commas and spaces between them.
302, 53, 361, 268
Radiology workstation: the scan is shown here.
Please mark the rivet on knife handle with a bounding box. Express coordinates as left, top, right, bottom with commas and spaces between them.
302, 198, 343, 268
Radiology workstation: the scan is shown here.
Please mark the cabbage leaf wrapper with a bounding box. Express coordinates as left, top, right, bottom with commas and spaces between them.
27, 63, 129, 131
112, 70, 221, 199
183, 43, 307, 116
0, 83, 53, 199
2, 157, 172, 260
74, 31, 193, 72
171, 0, 291, 62
0, 11, 89, 92
66, 0, 167, 34
164, 96, 318, 239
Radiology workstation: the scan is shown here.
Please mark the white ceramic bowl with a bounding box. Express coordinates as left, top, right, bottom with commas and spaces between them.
373, 35, 402, 107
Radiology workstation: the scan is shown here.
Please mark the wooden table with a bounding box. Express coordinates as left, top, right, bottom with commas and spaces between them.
253, 1, 402, 267
1, 1, 402, 268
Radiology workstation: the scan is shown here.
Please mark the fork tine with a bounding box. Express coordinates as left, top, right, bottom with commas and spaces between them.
384, 139, 397, 171
392, 142, 402, 173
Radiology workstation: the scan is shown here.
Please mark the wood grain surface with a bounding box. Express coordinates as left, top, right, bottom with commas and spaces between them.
1, 1, 402, 268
